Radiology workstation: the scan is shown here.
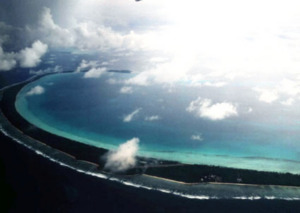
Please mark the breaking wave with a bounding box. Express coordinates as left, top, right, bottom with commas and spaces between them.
1, 123, 300, 201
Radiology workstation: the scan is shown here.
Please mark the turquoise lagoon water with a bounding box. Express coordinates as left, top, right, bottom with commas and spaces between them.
15, 72, 300, 174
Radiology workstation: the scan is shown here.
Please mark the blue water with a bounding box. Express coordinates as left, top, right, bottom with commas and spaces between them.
15, 72, 300, 173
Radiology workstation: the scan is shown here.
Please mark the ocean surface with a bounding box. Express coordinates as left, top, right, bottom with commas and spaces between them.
2, 129, 300, 212
15, 72, 300, 174
0, 75, 299, 208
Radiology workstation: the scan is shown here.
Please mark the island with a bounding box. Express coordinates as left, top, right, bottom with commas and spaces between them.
1, 74, 300, 188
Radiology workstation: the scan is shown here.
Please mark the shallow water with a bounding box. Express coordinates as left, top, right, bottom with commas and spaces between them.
0, 84, 298, 201
15, 72, 300, 173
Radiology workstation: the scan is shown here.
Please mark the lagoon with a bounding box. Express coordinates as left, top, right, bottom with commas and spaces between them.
15, 72, 300, 174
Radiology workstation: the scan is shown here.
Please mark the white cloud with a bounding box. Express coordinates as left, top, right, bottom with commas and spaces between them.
278, 79, 300, 97
107, 78, 118, 84
191, 134, 204, 141
31, 7, 146, 52
0, 46, 17, 71
0, 40, 47, 71
248, 107, 253, 113
30, 65, 62, 75
203, 81, 227, 88
37, 7, 75, 47
187, 98, 238, 120
254, 79, 300, 104
125, 72, 151, 86
75, 59, 99, 72
104, 137, 139, 172
18, 40, 48, 68
145, 115, 161, 121
26, 85, 45, 96
120, 86, 133, 94
254, 88, 279, 104
83, 67, 106, 78
123, 108, 141, 122
4, 2, 300, 87
281, 98, 294, 106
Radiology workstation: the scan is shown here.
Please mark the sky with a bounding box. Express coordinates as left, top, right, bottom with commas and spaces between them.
2, 0, 300, 118
3, 0, 300, 171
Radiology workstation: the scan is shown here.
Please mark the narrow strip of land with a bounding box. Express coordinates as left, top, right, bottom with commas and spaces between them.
1, 75, 300, 188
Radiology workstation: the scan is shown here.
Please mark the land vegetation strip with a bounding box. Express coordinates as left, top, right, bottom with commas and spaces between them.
1, 74, 300, 187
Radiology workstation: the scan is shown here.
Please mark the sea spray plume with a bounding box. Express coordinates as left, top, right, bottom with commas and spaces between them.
104, 138, 140, 172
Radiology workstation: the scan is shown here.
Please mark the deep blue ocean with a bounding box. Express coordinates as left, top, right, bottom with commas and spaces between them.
15, 72, 300, 174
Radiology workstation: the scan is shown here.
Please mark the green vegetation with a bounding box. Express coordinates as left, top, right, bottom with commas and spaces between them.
144, 165, 300, 186
1, 80, 300, 187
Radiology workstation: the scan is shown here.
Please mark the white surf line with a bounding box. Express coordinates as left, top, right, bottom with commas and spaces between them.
0, 75, 38, 92
1, 81, 300, 200
2, 125, 300, 201
0, 124, 218, 200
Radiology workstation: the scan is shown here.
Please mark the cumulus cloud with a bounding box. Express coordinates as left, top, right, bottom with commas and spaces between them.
29, 65, 62, 75
36, 7, 75, 47
29, 7, 146, 52
4, 2, 300, 87
248, 107, 253, 113
123, 108, 141, 122
18, 40, 48, 68
187, 98, 238, 120
26, 85, 45, 96
254, 78, 300, 104
83, 67, 106, 78
120, 86, 133, 94
125, 72, 151, 86
0, 46, 17, 71
145, 115, 161, 121
104, 138, 139, 172
203, 81, 227, 88
281, 98, 294, 106
0, 40, 47, 71
107, 78, 119, 85
191, 134, 204, 141
75, 59, 99, 72
254, 88, 279, 104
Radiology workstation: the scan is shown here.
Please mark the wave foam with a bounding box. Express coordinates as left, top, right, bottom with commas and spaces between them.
1, 124, 300, 201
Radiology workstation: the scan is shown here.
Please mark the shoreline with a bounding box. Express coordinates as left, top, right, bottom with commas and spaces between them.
1, 73, 300, 187
143, 174, 300, 189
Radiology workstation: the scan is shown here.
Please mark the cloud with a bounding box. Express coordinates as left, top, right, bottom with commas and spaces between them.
4, 2, 300, 87
254, 79, 300, 104
104, 137, 139, 172
107, 78, 119, 85
120, 86, 133, 94
145, 115, 161, 121
254, 88, 279, 104
26, 85, 45, 96
83, 67, 106, 78
36, 7, 75, 47
0, 46, 17, 71
29, 65, 62, 75
248, 107, 253, 113
0, 40, 47, 71
125, 72, 151, 86
123, 108, 141, 122
18, 40, 48, 68
203, 81, 227, 88
191, 134, 204, 141
187, 98, 238, 120
29, 7, 146, 52
281, 98, 294, 106
75, 59, 99, 72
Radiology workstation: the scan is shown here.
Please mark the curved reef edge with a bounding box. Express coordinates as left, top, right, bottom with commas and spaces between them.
1, 73, 300, 188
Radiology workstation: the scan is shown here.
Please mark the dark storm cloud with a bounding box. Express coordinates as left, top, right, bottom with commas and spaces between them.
0, 0, 74, 27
